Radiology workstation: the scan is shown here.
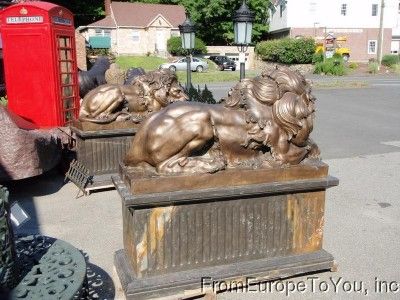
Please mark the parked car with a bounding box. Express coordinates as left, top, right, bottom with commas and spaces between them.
159, 57, 208, 72
209, 55, 236, 71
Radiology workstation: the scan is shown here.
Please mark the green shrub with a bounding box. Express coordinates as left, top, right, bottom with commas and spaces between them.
0, 96, 7, 106
255, 39, 281, 62
368, 62, 379, 74
186, 84, 216, 104
167, 36, 207, 56
332, 53, 343, 60
256, 38, 316, 64
381, 54, 400, 67
391, 63, 400, 74
314, 57, 347, 76
348, 62, 358, 69
312, 51, 324, 64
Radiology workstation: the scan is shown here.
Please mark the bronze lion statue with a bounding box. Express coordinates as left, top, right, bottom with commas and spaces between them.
79, 69, 188, 124
124, 67, 319, 174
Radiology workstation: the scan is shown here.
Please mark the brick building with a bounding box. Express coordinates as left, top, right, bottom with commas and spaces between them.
268, 0, 400, 61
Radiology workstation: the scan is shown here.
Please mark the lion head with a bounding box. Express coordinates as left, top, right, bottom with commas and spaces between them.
268, 67, 315, 145
131, 69, 188, 112
223, 66, 316, 160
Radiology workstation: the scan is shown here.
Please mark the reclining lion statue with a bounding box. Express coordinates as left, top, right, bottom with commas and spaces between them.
79, 69, 188, 124
124, 67, 319, 174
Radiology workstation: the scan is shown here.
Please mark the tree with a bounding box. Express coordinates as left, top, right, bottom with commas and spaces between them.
178, 0, 270, 45
50, 0, 105, 26
131, 0, 270, 45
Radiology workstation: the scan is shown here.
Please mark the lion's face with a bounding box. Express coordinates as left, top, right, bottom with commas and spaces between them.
124, 82, 151, 113
152, 80, 188, 108
167, 82, 189, 103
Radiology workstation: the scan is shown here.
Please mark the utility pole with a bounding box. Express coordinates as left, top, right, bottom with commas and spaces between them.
377, 0, 385, 70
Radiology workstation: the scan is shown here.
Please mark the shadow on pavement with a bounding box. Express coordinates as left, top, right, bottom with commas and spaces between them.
3, 169, 65, 235
83, 253, 116, 299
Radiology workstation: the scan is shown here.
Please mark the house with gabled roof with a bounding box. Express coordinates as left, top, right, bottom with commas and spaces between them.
79, 1, 186, 56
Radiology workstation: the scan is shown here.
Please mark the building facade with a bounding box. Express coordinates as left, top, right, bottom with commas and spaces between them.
79, 1, 185, 57
392, 1, 400, 53
269, 0, 400, 61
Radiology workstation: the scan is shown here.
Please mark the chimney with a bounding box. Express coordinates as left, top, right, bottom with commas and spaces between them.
105, 0, 111, 16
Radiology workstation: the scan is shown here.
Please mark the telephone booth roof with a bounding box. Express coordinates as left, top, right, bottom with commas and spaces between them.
0, 2, 74, 26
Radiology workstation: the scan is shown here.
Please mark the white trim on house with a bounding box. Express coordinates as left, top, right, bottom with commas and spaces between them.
147, 14, 174, 28
116, 26, 146, 29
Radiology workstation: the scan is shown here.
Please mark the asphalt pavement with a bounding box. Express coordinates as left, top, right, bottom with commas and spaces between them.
4, 74, 400, 299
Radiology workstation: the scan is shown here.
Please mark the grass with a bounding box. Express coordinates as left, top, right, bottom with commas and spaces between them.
313, 80, 368, 89
115, 55, 167, 71
368, 62, 379, 74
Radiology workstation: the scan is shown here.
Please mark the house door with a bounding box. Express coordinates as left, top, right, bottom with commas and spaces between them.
156, 29, 166, 52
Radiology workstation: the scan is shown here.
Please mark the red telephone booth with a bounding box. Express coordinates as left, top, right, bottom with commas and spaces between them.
0, 2, 79, 127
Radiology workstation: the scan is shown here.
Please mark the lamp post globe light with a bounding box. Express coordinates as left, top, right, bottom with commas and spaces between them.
233, 0, 254, 81
178, 13, 196, 90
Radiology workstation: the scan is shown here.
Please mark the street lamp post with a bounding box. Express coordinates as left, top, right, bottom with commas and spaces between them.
233, 1, 254, 81
179, 14, 195, 90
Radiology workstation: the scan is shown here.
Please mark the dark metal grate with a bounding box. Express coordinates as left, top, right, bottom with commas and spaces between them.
65, 160, 93, 198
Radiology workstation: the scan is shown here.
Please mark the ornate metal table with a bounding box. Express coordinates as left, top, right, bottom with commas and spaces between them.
11, 236, 87, 300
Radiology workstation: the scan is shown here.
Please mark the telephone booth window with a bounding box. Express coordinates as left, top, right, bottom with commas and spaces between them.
58, 35, 76, 124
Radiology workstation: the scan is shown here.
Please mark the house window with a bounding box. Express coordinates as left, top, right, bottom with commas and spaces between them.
368, 40, 377, 54
94, 29, 111, 36
280, 4, 283, 17
341, 4, 347, 16
372, 4, 378, 16
132, 30, 140, 42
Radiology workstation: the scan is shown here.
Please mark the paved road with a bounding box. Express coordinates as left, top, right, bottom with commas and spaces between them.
5, 74, 400, 299
206, 74, 400, 101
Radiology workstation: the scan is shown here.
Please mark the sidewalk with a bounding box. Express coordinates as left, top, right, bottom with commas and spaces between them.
6, 150, 400, 299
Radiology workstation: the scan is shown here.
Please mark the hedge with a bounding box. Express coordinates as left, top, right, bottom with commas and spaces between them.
167, 36, 207, 56
381, 54, 400, 67
256, 38, 316, 64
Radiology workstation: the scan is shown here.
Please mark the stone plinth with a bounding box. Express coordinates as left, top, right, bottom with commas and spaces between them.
71, 121, 137, 189
113, 160, 338, 299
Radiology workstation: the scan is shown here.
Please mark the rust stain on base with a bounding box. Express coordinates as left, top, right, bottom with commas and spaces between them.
287, 191, 325, 254
136, 206, 174, 274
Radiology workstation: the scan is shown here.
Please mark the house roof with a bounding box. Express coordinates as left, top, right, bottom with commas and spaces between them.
89, 15, 116, 28
89, 1, 186, 29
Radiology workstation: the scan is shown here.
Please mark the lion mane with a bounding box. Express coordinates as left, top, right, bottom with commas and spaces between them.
225, 66, 315, 143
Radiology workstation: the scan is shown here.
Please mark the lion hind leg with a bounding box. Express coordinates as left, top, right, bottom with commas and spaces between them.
155, 114, 226, 174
